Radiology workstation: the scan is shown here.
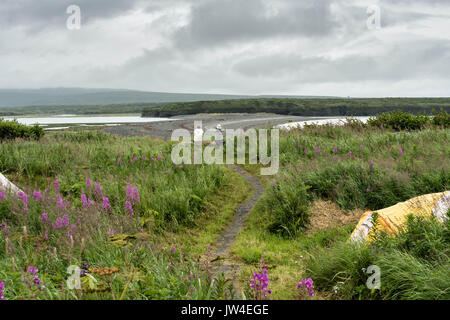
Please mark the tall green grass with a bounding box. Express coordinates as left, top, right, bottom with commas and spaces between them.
305, 213, 450, 300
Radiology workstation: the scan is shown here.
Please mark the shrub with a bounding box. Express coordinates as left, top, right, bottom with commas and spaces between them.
263, 177, 311, 238
0, 119, 44, 141
432, 109, 450, 128
367, 110, 431, 130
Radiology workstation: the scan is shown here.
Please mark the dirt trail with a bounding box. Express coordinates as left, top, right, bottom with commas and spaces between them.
210, 165, 264, 293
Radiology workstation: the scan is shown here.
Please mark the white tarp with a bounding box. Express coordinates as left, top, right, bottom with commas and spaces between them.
0, 173, 22, 194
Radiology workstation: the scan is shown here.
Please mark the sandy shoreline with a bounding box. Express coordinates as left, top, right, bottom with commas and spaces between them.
102, 113, 319, 139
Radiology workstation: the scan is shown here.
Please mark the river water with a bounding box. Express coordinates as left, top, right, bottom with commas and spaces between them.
3, 115, 172, 126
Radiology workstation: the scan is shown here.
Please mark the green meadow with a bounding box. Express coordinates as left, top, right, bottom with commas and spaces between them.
0, 111, 449, 300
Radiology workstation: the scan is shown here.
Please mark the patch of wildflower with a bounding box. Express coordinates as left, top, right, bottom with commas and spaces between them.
94, 183, 102, 200
33, 190, 43, 202
17, 192, 28, 212
25, 266, 42, 291
297, 278, 314, 299
81, 193, 91, 209
125, 200, 133, 216
86, 178, 93, 191
54, 179, 60, 193
250, 249, 271, 299
54, 214, 70, 229
102, 197, 111, 211
57, 195, 65, 209
0, 192, 5, 201
0, 280, 5, 300
126, 185, 140, 205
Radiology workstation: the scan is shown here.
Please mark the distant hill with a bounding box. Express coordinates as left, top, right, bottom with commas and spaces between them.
0, 88, 334, 108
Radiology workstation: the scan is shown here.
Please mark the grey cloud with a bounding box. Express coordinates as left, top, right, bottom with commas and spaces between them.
0, 0, 144, 31
173, 0, 339, 48
232, 40, 450, 83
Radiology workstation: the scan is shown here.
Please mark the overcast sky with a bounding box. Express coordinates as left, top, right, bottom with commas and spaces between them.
0, 0, 449, 97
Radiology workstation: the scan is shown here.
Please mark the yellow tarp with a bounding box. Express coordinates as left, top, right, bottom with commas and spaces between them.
350, 191, 450, 242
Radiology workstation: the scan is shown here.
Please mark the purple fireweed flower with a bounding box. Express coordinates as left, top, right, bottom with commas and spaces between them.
18, 192, 28, 212
126, 185, 140, 205
63, 214, 70, 227
157, 154, 162, 161
26, 266, 42, 291
170, 247, 176, 254
125, 200, 133, 216
333, 146, 337, 153
27, 266, 38, 274
369, 162, 374, 170
142, 155, 147, 161
54, 217, 63, 229
271, 179, 276, 186
338, 146, 342, 152
86, 178, 93, 191
366, 185, 372, 192
94, 183, 102, 200
399, 147, 404, 155
33, 191, 43, 202
0, 280, 5, 300
0, 192, 5, 201
118, 150, 122, 156
132, 156, 138, 162
81, 193, 91, 209
54, 179, 60, 193
250, 249, 271, 299
166, 170, 171, 174
102, 197, 111, 211
348, 151, 352, 156
57, 195, 65, 209
53, 215, 69, 229
250, 268, 271, 298
304, 149, 307, 154
151, 158, 156, 162
297, 278, 314, 297
41, 212, 48, 222
298, 143, 302, 150
117, 157, 122, 166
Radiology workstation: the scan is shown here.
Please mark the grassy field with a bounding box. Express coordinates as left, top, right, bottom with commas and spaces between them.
0, 131, 252, 299
0, 112, 449, 300
230, 114, 449, 299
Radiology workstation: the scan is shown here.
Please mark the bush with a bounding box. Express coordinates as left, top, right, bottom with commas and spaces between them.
367, 110, 431, 130
0, 119, 44, 141
263, 177, 311, 238
432, 109, 450, 128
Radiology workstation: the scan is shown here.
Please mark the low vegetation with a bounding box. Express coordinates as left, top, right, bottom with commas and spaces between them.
0, 119, 44, 141
143, 97, 450, 117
